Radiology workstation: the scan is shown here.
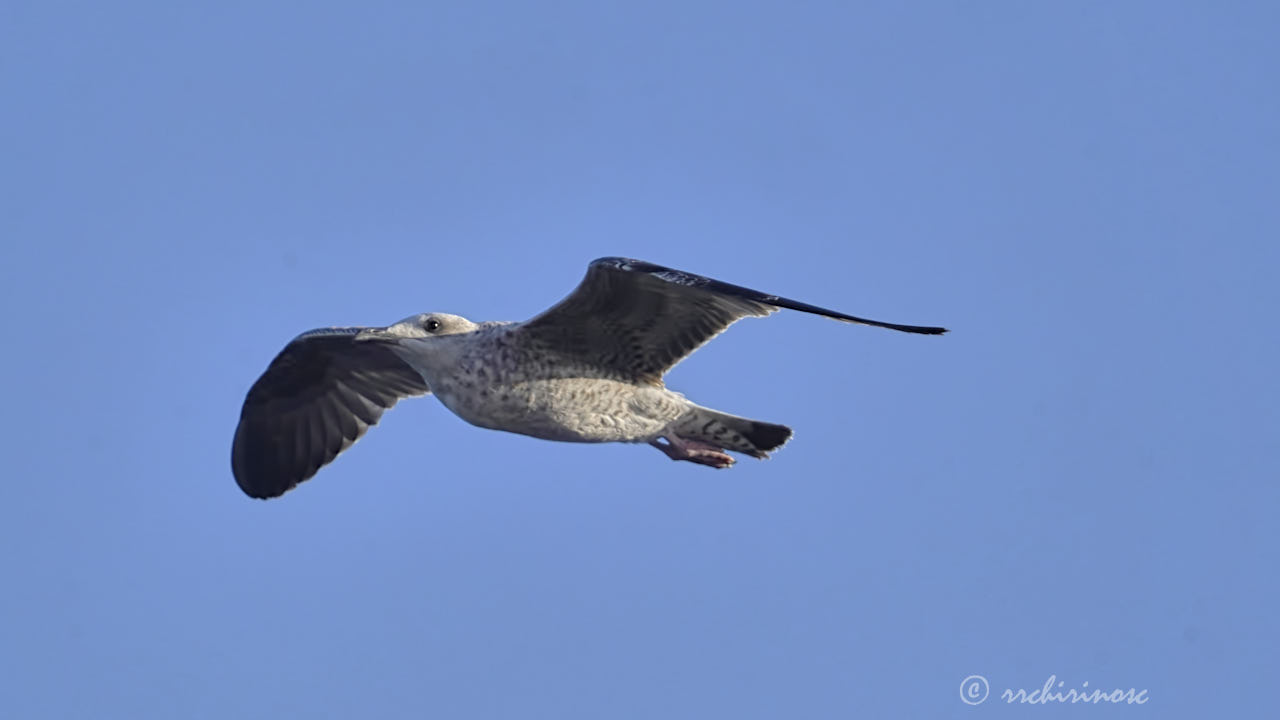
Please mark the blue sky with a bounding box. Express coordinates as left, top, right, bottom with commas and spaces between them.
2, 1, 1277, 717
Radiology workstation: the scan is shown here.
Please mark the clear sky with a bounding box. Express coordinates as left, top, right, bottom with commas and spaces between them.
2, 1, 1276, 718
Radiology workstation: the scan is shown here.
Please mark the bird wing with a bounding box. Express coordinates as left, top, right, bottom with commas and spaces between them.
519, 257, 947, 383
231, 327, 429, 499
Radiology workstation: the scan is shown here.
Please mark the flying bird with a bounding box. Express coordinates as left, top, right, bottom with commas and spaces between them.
232, 257, 946, 498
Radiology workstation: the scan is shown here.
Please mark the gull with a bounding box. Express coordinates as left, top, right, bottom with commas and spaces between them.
232, 257, 946, 498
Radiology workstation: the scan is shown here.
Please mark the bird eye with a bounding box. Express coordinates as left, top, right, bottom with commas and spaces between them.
425, 318, 441, 332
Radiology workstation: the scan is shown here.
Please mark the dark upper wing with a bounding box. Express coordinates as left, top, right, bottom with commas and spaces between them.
231, 327, 429, 499
518, 257, 947, 383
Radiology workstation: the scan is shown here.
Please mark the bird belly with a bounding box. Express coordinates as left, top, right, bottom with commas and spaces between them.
433, 377, 687, 444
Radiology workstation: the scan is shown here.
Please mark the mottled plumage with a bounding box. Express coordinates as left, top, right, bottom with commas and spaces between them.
232, 257, 946, 499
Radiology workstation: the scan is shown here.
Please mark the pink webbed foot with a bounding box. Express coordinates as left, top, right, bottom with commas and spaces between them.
649, 436, 736, 469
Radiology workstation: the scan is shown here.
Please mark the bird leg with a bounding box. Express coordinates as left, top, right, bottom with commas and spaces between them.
649, 436, 736, 469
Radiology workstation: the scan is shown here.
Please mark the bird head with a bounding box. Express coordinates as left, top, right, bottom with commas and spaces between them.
356, 313, 479, 342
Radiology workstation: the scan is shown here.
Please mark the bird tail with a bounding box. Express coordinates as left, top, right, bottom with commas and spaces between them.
673, 406, 793, 458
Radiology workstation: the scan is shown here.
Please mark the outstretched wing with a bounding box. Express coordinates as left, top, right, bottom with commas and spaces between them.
519, 257, 946, 383
231, 327, 429, 499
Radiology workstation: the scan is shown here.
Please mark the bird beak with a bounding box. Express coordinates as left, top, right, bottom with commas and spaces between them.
355, 327, 394, 342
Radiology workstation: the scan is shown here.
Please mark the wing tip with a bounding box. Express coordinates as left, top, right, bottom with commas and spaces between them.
836, 317, 948, 335
231, 425, 302, 500
236, 481, 292, 500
